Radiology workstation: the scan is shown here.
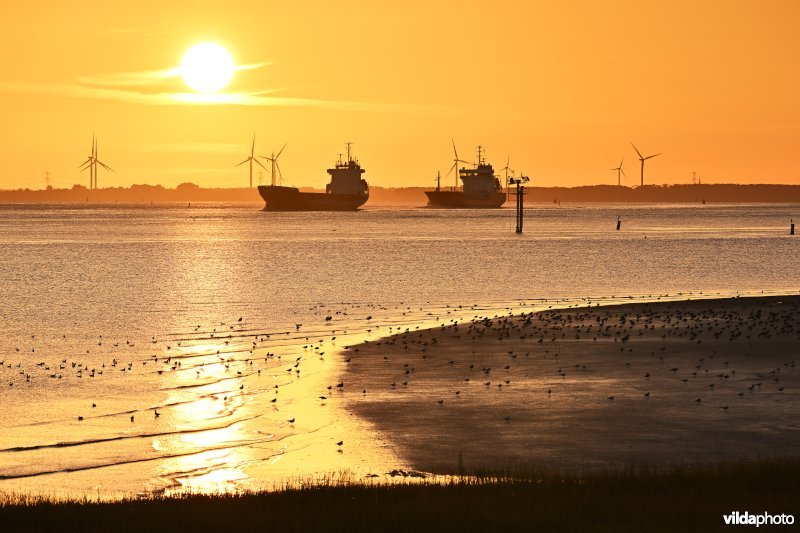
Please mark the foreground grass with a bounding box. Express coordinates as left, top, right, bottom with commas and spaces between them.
1, 460, 798, 532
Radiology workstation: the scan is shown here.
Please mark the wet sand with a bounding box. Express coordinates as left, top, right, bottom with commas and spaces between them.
344, 296, 800, 473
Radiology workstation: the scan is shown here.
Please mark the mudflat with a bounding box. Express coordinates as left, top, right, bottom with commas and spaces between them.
345, 296, 800, 473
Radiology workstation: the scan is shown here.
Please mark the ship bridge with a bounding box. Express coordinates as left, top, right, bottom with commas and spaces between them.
326, 142, 368, 196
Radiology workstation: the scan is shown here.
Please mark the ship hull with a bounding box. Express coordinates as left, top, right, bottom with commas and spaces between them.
425, 190, 506, 208
258, 185, 368, 211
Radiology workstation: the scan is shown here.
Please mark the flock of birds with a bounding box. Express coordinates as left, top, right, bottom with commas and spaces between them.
1, 294, 798, 484
339, 296, 799, 465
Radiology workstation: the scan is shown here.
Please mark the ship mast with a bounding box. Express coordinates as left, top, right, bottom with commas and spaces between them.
346, 142, 353, 162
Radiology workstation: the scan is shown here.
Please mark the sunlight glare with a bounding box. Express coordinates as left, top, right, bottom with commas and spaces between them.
180, 43, 235, 93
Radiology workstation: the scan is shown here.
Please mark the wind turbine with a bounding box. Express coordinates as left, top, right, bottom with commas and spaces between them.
80, 135, 113, 189
79, 135, 96, 189
611, 158, 625, 187
92, 139, 113, 189
498, 156, 515, 202
446, 138, 470, 189
631, 143, 660, 186
260, 144, 287, 186
236, 135, 267, 188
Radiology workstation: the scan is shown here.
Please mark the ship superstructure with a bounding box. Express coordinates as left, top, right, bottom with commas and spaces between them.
425, 145, 506, 208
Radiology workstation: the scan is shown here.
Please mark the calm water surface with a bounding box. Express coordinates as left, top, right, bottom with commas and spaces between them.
0, 203, 797, 496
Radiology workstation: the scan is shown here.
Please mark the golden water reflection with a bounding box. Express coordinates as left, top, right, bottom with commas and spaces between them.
153, 338, 257, 493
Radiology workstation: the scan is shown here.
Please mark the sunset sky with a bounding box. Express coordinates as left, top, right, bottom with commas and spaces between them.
1, 0, 798, 189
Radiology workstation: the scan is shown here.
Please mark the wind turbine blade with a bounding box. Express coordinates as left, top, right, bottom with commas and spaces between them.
631, 143, 643, 159
276, 161, 283, 181
251, 134, 255, 157
96, 160, 114, 172
446, 162, 457, 177
451, 137, 458, 160
621, 169, 626, 176
275, 143, 287, 159
254, 158, 268, 171
646, 153, 661, 159
619, 158, 624, 167
235, 158, 251, 167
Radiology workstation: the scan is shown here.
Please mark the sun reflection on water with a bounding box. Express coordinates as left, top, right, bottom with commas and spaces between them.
151, 336, 263, 493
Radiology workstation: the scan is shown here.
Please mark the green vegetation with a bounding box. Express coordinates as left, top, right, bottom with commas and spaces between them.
1, 459, 798, 532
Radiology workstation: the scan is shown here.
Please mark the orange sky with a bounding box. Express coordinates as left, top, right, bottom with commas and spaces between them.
1, 0, 798, 189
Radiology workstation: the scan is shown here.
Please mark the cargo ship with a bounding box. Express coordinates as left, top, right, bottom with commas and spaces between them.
425, 145, 506, 208
257, 143, 369, 211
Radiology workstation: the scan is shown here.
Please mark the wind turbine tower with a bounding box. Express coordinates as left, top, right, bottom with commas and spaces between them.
611, 159, 625, 187
236, 134, 267, 188
260, 144, 287, 186
446, 138, 470, 190
80, 136, 96, 189
498, 156, 515, 202
91, 139, 113, 189
631, 143, 660, 186
80, 135, 113, 189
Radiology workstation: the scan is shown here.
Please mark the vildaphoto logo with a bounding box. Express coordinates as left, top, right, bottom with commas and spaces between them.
723, 511, 795, 527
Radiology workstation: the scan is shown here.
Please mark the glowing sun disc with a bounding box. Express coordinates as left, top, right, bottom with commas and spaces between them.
180, 43, 235, 93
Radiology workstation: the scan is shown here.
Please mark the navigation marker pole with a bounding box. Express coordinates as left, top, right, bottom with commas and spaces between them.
510, 175, 530, 234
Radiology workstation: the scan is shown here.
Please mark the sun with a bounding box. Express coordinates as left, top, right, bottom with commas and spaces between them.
180, 43, 235, 93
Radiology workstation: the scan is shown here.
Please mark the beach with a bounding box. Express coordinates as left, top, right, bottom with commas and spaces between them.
345, 296, 800, 473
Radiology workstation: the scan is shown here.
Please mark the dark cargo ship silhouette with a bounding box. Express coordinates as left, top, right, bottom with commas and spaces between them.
425, 144, 506, 208
257, 143, 369, 211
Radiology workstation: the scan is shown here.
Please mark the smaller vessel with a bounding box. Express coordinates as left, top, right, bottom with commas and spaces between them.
425, 145, 506, 208
257, 143, 369, 211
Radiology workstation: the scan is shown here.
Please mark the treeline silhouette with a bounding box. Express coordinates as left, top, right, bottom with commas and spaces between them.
1, 182, 799, 205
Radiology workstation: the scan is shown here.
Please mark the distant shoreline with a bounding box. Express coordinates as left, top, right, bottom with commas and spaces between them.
2, 183, 800, 205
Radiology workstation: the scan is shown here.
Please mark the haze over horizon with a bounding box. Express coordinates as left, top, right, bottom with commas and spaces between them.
1, 0, 798, 190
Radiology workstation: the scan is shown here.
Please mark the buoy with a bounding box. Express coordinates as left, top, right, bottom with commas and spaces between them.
616, 216, 621, 231
791, 219, 795, 235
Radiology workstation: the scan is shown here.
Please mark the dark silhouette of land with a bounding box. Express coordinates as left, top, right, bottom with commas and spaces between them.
0, 459, 797, 532
1, 183, 800, 205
